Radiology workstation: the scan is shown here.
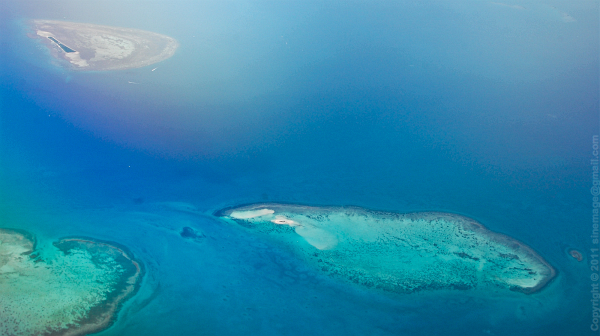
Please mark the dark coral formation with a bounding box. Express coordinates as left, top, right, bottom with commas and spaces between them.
568, 249, 583, 262
180, 226, 206, 242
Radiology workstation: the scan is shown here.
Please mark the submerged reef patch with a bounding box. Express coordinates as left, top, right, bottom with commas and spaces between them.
0, 229, 143, 336
568, 249, 583, 262
180, 226, 206, 242
217, 203, 556, 294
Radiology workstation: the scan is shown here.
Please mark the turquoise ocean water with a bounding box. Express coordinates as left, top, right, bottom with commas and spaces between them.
1, 0, 598, 335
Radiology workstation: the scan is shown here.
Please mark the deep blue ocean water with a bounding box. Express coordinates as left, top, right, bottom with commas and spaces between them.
1, 1, 598, 335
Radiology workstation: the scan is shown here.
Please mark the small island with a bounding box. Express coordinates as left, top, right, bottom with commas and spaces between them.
31, 20, 179, 71
0, 228, 143, 336
217, 203, 556, 294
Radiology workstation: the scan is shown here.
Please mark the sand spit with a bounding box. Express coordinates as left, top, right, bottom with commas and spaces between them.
0, 229, 143, 336
31, 20, 179, 71
218, 203, 556, 295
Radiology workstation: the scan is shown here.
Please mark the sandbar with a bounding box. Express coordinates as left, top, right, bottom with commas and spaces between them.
217, 203, 556, 294
0, 229, 143, 336
31, 20, 179, 71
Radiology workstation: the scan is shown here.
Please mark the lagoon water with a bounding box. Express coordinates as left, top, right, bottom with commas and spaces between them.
0, 0, 598, 335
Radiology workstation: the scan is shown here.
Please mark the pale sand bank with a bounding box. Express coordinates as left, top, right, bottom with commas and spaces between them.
230, 209, 275, 219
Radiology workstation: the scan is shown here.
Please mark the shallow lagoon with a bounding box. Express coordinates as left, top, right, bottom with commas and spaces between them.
47, 36, 76, 52
0, 229, 142, 336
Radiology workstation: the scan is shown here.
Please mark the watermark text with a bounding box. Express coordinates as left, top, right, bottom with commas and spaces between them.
591, 135, 599, 331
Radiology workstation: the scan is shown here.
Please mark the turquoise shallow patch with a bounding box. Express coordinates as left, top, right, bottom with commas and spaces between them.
218, 204, 556, 294
0, 229, 143, 336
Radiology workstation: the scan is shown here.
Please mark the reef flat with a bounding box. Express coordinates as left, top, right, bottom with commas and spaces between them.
31, 20, 179, 71
0, 229, 142, 336
217, 204, 556, 294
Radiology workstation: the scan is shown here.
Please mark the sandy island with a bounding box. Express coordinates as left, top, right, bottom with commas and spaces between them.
31, 20, 179, 71
0, 229, 143, 336
218, 203, 556, 295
